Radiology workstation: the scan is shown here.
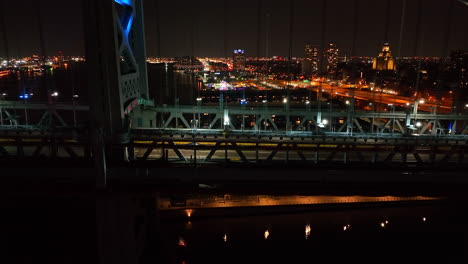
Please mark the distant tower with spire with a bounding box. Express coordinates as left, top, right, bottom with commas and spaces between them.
373, 43, 396, 71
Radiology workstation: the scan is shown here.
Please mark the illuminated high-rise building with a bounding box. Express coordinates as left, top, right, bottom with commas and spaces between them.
302, 43, 319, 74
372, 43, 396, 71
58, 51, 64, 64
324, 43, 339, 73
450, 50, 468, 115
450, 50, 468, 72
233, 49, 246, 71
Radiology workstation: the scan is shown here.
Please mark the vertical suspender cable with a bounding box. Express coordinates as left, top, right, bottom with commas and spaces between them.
318, 0, 327, 130
288, 0, 294, 70
257, 0, 262, 59
319, 0, 327, 73
35, 0, 46, 65
35, 0, 51, 103
384, 0, 391, 43
0, 2, 9, 67
397, 0, 406, 59
223, 0, 228, 58
464, 15, 468, 49
433, 0, 454, 116
413, 0, 422, 57
351, 0, 359, 58
154, 0, 161, 58
412, 0, 423, 122
442, 0, 454, 58
191, 5, 197, 59
265, 10, 270, 60
0, 1, 9, 110
265, 8, 270, 74
286, 0, 295, 128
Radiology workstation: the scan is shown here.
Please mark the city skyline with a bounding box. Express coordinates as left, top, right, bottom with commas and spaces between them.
2, 2, 468, 264
1, 0, 468, 58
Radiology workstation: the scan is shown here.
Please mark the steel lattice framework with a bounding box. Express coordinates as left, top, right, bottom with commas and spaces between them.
114, 0, 145, 105
2, 101, 468, 167
84, 0, 149, 140
144, 105, 468, 136
3, 101, 468, 136
0, 101, 89, 130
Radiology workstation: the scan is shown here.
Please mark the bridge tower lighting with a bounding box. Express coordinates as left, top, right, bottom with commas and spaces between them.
83, 0, 151, 187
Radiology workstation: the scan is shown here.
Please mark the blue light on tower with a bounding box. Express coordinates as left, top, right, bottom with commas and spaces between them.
114, 0, 134, 40
125, 14, 134, 38
114, 0, 132, 6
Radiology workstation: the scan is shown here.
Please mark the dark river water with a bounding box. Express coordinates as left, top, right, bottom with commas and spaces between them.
155, 197, 466, 264
1, 175, 468, 264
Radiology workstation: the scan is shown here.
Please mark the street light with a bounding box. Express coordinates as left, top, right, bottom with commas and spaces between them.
19, 93, 31, 125
416, 121, 422, 128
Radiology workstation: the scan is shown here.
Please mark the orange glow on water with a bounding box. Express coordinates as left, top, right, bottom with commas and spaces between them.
178, 237, 186, 247
185, 209, 193, 218
305, 225, 311, 239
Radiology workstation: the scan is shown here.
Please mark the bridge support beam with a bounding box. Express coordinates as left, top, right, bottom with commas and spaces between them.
83, 0, 150, 187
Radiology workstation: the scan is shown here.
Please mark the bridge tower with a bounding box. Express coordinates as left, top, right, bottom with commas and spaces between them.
83, 0, 152, 186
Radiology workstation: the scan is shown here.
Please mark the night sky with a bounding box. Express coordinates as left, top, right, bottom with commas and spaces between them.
1, 0, 468, 58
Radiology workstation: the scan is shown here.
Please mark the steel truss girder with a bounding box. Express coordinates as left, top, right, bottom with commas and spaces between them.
0, 102, 89, 130
147, 105, 468, 136
128, 133, 468, 165
1, 130, 468, 165
0, 141, 87, 159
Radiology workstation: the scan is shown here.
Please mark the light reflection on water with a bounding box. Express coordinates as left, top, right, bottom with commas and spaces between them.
305, 224, 311, 239
185, 209, 193, 218
159, 194, 460, 263
161, 194, 440, 210
162, 197, 468, 264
